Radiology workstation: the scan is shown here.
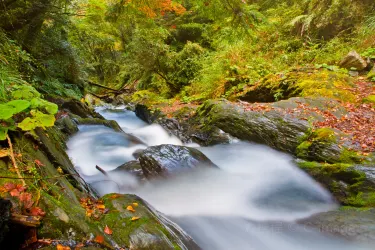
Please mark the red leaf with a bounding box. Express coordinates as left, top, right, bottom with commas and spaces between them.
19, 192, 34, 209
95, 235, 104, 244
104, 225, 113, 235
4, 182, 15, 191
34, 159, 45, 167
10, 189, 20, 197
30, 207, 46, 217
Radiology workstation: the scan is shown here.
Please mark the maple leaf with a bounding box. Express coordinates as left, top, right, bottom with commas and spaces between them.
30, 207, 46, 217
104, 225, 113, 235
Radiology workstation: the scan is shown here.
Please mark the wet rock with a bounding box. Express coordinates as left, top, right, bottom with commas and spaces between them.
111, 160, 145, 180
135, 104, 162, 124
55, 116, 79, 137
139, 144, 217, 179
297, 160, 375, 206
298, 208, 375, 243
60, 98, 103, 119
339, 51, 367, 71
197, 99, 310, 154
101, 194, 200, 250
132, 149, 144, 159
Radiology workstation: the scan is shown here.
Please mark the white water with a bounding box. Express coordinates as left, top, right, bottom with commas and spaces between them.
67, 107, 371, 250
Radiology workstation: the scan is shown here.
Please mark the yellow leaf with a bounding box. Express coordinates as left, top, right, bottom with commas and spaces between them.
57, 167, 64, 174
97, 204, 105, 210
131, 217, 140, 221
126, 205, 136, 212
0, 149, 9, 158
132, 202, 139, 207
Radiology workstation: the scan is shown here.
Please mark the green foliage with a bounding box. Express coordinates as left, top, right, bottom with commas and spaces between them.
0, 84, 57, 140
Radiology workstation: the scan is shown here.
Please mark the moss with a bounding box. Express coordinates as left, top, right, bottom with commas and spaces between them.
238, 68, 356, 103
339, 149, 363, 164
296, 141, 312, 158
363, 95, 375, 104
313, 128, 336, 142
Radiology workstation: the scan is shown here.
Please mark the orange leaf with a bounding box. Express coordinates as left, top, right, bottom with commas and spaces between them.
56, 244, 71, 250
131, 217, 140, 221
126, 205, 135, 212
104, 225, 113, 235
95, 235, 104, 244
96, 204, 105, 210
4, 182, 15, 191
10, 189, 20, 197
30, 207, 46, 217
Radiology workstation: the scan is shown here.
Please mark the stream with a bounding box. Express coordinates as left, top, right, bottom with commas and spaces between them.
67, 106, 371, 250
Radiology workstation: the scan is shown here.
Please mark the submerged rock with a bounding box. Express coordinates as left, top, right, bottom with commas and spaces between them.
299, 208, 375, 243
139, 144, 217, 179
110, 160, 145, 181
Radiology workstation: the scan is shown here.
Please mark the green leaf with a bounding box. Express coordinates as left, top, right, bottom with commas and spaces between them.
17, 117, 37, 131
7, 100, 30, 113
30, 98, 58, 115
0, 104, 16, 120
18, 110, 55, 131
11, 85, 41, 100
0, 127, 8, 141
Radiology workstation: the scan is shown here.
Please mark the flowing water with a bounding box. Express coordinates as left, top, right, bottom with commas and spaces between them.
67, 106, 371, 250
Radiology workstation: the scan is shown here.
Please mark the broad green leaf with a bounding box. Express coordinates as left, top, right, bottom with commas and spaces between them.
12, 85, 40, 100
0, 104, 16, 120
7, 100, 30, 113
18, 117, 37, 131
0, 127, 8, 141
33, 111, 55, 127
18, 110, 55, 131
30, 98, 58, 115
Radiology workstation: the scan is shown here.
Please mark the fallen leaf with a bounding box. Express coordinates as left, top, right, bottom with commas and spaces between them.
132, 202, 139, 207
126, 205, 135, 212
4, 182, 15, 191
95, 235, 104, 244
19, 192, 34, 209
104, 225, 113, 235
96, 204, 105, 210
57, 167, 64, 174
0, 149, 9, 158
131, 217, 140, 221
34, 159, 45, 167
30, 207, 46, 217
10, 189, 20, 197
56, 244, 71, 250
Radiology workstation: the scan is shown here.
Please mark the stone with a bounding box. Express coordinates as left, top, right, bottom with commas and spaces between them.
339, 51, 367, 71
139, 144, 217, 179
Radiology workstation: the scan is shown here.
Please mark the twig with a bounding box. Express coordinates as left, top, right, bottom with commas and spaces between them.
96, 165, 108, 176
7, 135, 26, 186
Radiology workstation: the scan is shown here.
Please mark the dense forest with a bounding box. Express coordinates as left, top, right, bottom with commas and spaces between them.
1, 0, 375, 249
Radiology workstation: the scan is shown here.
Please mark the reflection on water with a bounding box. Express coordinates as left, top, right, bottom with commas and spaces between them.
66, 106, 371, 250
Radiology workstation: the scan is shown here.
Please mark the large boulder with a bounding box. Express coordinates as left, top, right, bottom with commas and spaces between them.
138, 144, 217, 179
339, 51, 367, 71
110, 160, 146, 181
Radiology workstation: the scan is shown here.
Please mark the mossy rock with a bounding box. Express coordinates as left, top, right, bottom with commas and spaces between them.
297, 160, 375, 207
100, 194, 199, 249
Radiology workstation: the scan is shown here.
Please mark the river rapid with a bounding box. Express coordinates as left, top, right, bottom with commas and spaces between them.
66, 106, 371, 250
